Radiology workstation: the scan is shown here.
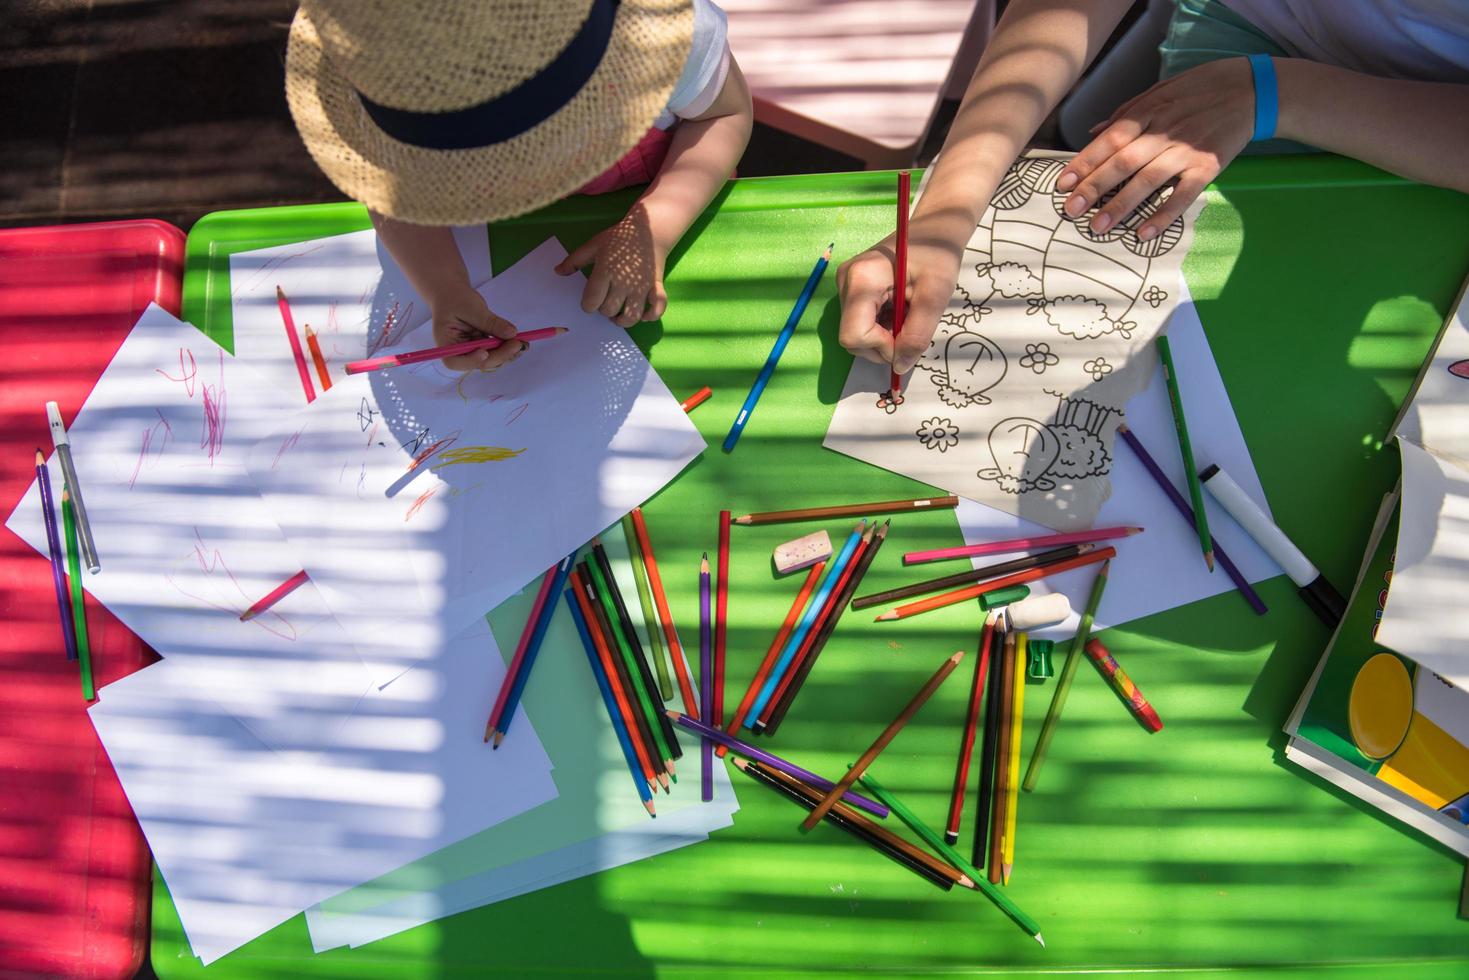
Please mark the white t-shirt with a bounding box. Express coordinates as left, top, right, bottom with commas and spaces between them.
656, 0, 732, 129
1223, 0, 1469, 80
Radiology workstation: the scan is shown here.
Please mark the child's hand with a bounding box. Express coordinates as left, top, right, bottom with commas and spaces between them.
428, 282, 525, 372
555, 203, 668, 328
838, 227, 963, 375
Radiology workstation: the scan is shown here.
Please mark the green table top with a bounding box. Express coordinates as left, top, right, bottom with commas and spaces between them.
154, 157, 1469, 978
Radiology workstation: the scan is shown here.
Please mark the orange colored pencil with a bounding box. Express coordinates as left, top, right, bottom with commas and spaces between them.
718, 559, 825, 757
875, 547, 1116, 621
304, 324, 332, 391
681, 386, 712, 412
571, 568, 658, 794
630, 507, 699, 714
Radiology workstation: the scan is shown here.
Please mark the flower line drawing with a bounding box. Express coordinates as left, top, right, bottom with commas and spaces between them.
1084, 357, 1113, 381
916, 417, 960, 453
1143, 285, 1167, 308
1019, 342, 1059, 375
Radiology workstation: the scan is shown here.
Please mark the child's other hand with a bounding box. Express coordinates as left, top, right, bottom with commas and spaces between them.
555, 203, 668, 328
428, 282, 524, 372
1056, 57, 1254, 242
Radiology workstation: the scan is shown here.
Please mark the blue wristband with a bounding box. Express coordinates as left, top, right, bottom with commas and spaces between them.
1247, 53, 1278, 142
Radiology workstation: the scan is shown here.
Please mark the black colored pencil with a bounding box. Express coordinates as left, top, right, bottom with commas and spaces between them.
851, 543, 1093, 611
763, 521, 890, 735
971, 622, 1006, 869
592, 538, 683, 760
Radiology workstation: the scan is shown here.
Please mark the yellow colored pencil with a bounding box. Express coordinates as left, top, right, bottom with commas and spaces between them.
1001, 633, 1027, 884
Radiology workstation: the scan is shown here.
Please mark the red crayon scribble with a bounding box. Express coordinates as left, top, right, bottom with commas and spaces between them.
405, 487, 437, 522
156, 347, 199, 395
198, 350, 227, 463
407, 432, 461, 471
164, 528, 297, 641
232, 242, 328, 297
271, 428, 304, 469
364, 420, 379, 449
505, 403, 529, 426
129, 411, 174, 488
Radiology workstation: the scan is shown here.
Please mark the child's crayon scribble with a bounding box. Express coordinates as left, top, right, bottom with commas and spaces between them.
232, 241, 327, 297
357, 398, 378, 432
505, 403, 529, 426
129, 411, 174, 488
447, 482, 487, 498
271, 428, 304, 470
408, 431, 462, 471
367, 300, 415, 356
165, 528, 296, 641
339, 461, 349, 484
430, 445, 526, 468
357, 464, 367, 498
198, 351, 227, 464
405, 487, 437, 522
156, 348, 198, 395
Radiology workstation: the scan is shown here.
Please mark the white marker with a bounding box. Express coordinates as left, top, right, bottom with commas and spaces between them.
46, 401, 99, 573
1199, 463, 1342, 626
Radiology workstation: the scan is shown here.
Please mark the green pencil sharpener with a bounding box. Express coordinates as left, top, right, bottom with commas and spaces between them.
1027, 639, 1054, 682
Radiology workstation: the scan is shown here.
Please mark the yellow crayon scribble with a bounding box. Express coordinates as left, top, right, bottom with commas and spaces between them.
431, 445, 527, 468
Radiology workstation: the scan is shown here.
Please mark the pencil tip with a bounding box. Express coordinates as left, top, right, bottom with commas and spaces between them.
734, 515, 750, 525
275, 285, 284, 299
1128, 526, 1144, 535
876, 611, 896, 622
35, 449, 45, 465
958, 875, 974, 888
731, 757, 748, 770
951, 650, 964, 662
645, 801, 657, 816
493, 732, 504, 749
1035, 934, 1045, 948
1002, 864, 1012, 885
1205, 551, 1216, 572
823, 242, 834, 257
239, 610, 256, 622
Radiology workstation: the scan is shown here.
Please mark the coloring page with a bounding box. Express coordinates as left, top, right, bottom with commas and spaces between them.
825, 153, 1205, 530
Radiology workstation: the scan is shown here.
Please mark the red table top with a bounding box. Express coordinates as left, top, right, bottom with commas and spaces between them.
0, 220, 185, 979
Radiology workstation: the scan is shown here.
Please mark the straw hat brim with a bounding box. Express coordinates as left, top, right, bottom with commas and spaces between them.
287, 2, 694, 226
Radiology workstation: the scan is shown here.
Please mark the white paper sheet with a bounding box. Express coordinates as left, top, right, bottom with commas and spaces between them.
245, 240, 706, 684
953, 286, 1279, 637
88, 619, 557, 964
1393, 274, 1469, 469
3, 305, 379, 752
1376, 438, 1469, 689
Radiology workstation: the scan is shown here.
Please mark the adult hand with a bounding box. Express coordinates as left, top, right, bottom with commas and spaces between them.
555, 202, 668, 328
428, 282, 524, 372
837, 226, 963, 375
1057, 56, 1254, 241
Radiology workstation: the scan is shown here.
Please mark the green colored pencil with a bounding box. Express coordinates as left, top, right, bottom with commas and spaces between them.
585, 556, 676, 771
1023, 558, 1111, 791
858, 770, 1043, 945
1156, 336, 1213, 572
62, 487, 94, 701
622, 514, 671, 700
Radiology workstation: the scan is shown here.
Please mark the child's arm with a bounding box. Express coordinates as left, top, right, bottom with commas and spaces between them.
1056, 59, 1469, 242
555, 57, 754, 326
369, 212, 525, 372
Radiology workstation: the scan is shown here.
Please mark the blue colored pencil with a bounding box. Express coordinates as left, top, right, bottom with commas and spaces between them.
722, 243, 834, 452
494, 553, 575, 746
744, 520, 865, 727
566, 589, 656, 816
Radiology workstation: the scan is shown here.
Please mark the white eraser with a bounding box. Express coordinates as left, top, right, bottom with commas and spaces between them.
1004, 592, 1071, 631
46, 401, 68, 444
773, 530, 832, 574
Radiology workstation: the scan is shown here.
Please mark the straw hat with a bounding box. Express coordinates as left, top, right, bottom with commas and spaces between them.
286, 0, 694, 225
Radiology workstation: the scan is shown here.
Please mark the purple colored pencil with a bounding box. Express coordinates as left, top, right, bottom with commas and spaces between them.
35, 451, 79, 661
1116, 424, 1267, 615
667, 710, 890, 819
699, 554, 714, 802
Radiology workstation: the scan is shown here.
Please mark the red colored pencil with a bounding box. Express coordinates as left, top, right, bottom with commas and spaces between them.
890, 170, 911, 399
875, 547, 1116, 621
276, 286, 317, 403
719, 560, 824, 756
715, 510, 730, 737
681, 386, 713, 413
344, 326, 568, 375
946, 612, 996, 845
484, 560, 559, 742
571, 568, 659, 793
630, 507, 699, 715
305, 324, 333, 391
239, 569, 308, 622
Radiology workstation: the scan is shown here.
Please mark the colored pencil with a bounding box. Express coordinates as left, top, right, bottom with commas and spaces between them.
762, 521, 889, 735
630, 507, 699, 714
699, 553, 714, 802
681, 386, 712, 413
1156, 336, 1213, 571
890, 171, 911, 399
946, 614, 996, 845
670, 710, 888, 817
859, 770, 1045, 945
566, 589, 656, 816
304, 324, 332, 391
590, 538, 681, 760
487, 555, 572, 745
572, 568, 661, 793
801, 650, 964, 831
275, 286, 317, 403
988, 631, 1018, 883
62, 488, 94, 699
585, 561, 671, 789
735, 758, 957, 890
854, 543, 1093, 611
621, 514, 671, 700
46, 402, 98, 573
1085, 637, 1163, 732
343, 326, 568, 375
36, 451, 77, 661
1117, 424, 1266, 614
1023, 559, 1110, 792
746, 521, 865, 727
715, 511, 730, 741
734, 495, 958, 526
720, 560, 825, 756
240, 569, 309, 622
972, 623, 1005, 869
723, 243, 833, 452
875, 547, 1115, 621
904, 526, 1142, 565
1001, 633, 1028, 884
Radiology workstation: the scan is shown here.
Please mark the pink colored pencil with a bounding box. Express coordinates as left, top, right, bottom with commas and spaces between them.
276, 286, 317, 404
344, 326, 568, 375
485, 561, 560, 742
903, 526, 1143, 565
240, 569, 309, 622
